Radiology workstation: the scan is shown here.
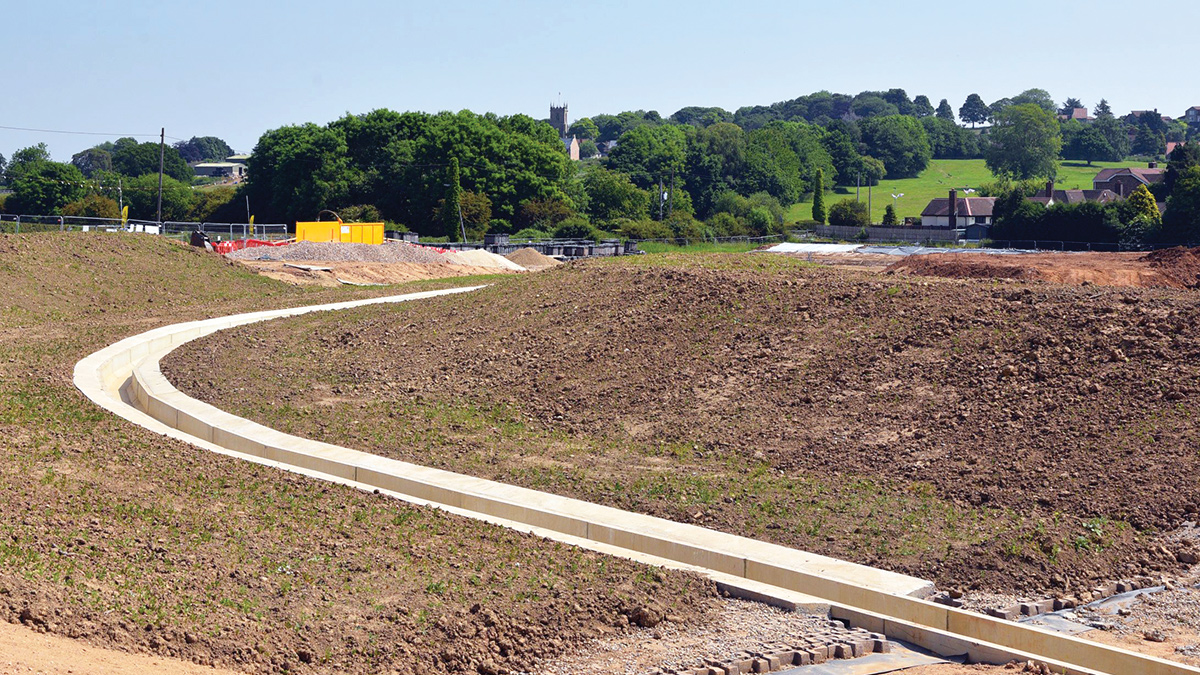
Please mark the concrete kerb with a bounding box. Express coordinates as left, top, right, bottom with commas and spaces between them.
73, 289, 1200, 675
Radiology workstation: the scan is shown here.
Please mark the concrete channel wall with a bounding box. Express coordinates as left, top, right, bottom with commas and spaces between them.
74, 289, 1200, 675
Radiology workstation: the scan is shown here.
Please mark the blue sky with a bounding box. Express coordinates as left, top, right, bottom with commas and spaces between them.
5, 0, 1197, 161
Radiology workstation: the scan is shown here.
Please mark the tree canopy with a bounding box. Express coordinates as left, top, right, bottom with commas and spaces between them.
859, 115, 931, 178
959, 94, 989, 127
174, 136, 234, 163
985, 104, 1063, 180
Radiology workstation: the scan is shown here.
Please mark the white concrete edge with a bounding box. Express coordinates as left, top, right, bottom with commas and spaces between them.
73, 288, 1200, 675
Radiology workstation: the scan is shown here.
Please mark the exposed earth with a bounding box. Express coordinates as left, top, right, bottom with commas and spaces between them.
884, 248, 1200, 289
0, 234, 721, 675
165, 252, 1200, 601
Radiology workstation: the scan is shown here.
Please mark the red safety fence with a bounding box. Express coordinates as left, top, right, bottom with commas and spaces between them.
213, 239, 295, 255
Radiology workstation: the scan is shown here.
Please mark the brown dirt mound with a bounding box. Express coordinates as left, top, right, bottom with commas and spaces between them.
506, 247, 562, 270
1142, 247, 1200, 289
887, 251, 1197, 289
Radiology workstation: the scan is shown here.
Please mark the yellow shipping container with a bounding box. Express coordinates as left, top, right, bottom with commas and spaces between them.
295, 221, 384, 245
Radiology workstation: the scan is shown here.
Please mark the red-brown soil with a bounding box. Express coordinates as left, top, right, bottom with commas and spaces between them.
886, 248, 1200, 289
164, 254, 1200, 598
0, 234, 718, 675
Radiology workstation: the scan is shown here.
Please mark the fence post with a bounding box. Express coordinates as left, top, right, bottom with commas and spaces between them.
14, 216, 19, 235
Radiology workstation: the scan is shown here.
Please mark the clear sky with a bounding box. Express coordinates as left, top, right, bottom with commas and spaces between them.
5, 0, 1197, 161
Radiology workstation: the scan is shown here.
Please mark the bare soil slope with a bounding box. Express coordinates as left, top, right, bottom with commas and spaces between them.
165, 253, 1200, 597
0, 234, 716, 675
886, 248, 1200, 289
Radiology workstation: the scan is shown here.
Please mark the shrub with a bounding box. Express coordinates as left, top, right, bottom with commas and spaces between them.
552, 216, 600, 241
62, 194, 121, 219
337, 204, 382, 222
882, 203, 898, 226
518, 197, 574, 228
618, 218, 673, 240
665, 213, 708, 240
707, 212, 746, 236
512, 227, 550, 240
746, 207, 774, 235
828, 199, 870, 227
487, 218, 514, 234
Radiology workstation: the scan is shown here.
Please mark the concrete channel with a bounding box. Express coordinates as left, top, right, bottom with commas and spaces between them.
74, 288, 1199, 675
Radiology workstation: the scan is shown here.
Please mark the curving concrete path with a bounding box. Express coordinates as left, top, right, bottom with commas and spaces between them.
74, 288, 1198, 675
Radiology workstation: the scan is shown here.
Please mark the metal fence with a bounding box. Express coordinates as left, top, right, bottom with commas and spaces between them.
0, 213, 289, 240
986, 240, 1199, 252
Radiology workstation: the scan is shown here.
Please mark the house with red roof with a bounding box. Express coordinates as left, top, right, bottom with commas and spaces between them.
1092, 165, 1165, 198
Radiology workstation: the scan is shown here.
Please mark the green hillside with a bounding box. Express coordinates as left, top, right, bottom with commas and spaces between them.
786, 159, 1143, 225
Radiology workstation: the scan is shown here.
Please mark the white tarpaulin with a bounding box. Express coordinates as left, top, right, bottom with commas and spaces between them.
763, 243, 864, 254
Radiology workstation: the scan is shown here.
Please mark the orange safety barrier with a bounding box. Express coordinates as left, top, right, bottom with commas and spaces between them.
213, 238, 294, 255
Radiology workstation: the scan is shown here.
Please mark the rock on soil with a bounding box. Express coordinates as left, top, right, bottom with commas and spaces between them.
506, 247, 563, 271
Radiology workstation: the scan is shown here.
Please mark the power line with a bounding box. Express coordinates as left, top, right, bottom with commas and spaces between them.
0, 124, 166, 139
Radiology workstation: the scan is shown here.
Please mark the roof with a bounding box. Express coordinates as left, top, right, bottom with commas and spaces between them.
1188, 106, 1200, 113
1093, 167, 1166, 186
1058, 107, 1090, 121
1028, 189, 1119, 206
921, 197, 996, 218
193, 162, 243, 169
1167, 142, 1181, 156
226, 154, 250, 162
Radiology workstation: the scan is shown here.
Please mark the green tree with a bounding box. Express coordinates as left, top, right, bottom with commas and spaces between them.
1127, 184, 1161, 226
189, 186, 238, 222
913, 95, 935, 118
959, 94, 989, 128
518, 197, 573, 228
567, 118, 599, 140
1012, 88, 1056, 113
858, 115, 931, 178
579, 139, 599, 159
855, 156, 887, 186
6, 143, 52, 183
811, 168, 826, 224
935, 99, 955, 121
582, 165, 650, 222
684, 122, 747, 215
743, 121, 835, 204
71, 147, 113, 178
244, 122, 351, 224
1094, 99, 1113, 119
62, 193, 120, 219
1162, 166, 1200, 243
123, 173, 195, 221
1065, 126, 1116, 165
985, 104, 1063, 180
6, 161, 87, 214
607, 124, 689, 189
1165, 142, 1200, 194
828, 198, 870, 227
173, 136, 234, 163
882, 203, 898, 226
922, 117, 982, 159
441, 157, 463, 241
109, 138, 193, 181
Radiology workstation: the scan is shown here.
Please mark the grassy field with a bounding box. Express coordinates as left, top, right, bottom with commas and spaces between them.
636, 240, 767, 254
785, 158, 1140, 225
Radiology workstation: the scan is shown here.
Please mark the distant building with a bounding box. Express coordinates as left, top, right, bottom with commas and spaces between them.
226, 154, 250, 165
549, 102, 580, 161
192, 162, 246, 179
1058, 107, 1093, 123
1186, 107, 1200, 125
1027, 180, 1118, 206
920, 189, 996, 228
563, 136, 581, 161
1093, 165, 1165, 197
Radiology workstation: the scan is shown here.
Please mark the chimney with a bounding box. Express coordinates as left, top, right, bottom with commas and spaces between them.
1149, 161, 1158, 169
948, 189, 957, 229
1046, 179, 1055, 201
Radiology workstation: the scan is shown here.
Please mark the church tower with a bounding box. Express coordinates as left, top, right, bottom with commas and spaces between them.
549, 103, 568, 137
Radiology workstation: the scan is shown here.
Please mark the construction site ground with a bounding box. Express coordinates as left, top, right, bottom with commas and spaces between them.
0, 234, 730, 675
165, 249, 1200, 666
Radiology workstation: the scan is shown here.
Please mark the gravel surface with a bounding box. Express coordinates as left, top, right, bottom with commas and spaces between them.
535, 599, 852, 675
227, 240, 449, 264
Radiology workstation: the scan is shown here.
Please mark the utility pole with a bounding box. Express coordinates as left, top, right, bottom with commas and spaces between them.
658, 176, 664, 220
868, 183, 873, 224
156, 128, 165, 223
856, 173, 861, 202
117, 177, 123, 212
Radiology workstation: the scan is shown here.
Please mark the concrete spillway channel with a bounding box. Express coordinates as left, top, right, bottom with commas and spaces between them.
74, 287, 1196, 675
